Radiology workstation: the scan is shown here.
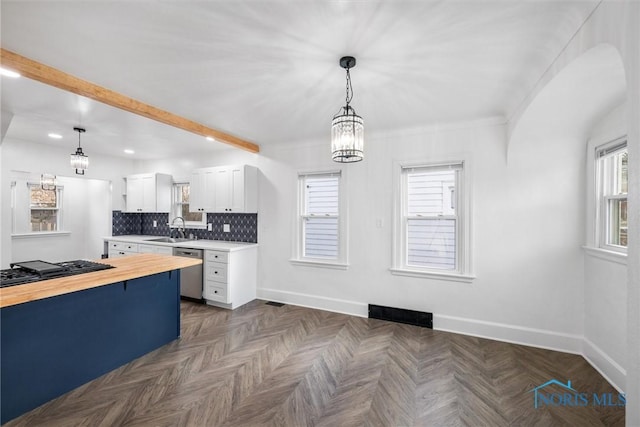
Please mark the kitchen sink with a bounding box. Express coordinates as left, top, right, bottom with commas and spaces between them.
145, 237, 193, 243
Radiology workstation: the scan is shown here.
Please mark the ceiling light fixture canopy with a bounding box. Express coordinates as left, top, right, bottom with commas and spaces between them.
70, 126, 89, 175
331, 56, 364, 163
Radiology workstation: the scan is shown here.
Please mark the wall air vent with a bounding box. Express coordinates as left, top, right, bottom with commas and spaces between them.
368, 304, 433, 328
265, 301, 285, 307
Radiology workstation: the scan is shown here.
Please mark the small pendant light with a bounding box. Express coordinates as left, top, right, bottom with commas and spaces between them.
331, 56, 364, 163
70, 127, 89, 175
40, 173, 57, 190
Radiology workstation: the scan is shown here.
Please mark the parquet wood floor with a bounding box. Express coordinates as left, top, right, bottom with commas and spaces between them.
6, 300, 625, 426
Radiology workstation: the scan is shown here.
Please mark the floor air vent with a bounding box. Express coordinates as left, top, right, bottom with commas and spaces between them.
368, 304, 433, 329
265, 301, 285, 307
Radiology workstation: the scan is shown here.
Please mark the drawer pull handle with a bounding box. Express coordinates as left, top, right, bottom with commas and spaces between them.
214, 290, 218, 294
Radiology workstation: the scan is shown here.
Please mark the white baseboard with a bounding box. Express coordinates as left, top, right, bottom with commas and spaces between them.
434, 314, 583, 354
582, 338, 626, 393
255, 288, 626, 393
257, 288, 368, 317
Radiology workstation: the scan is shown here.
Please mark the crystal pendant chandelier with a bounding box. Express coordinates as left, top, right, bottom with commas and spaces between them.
331, 56, 364, 163
40, 173, 57, 190
70, 127, 89, 175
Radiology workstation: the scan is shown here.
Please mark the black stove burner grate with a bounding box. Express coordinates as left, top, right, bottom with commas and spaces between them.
1, 260, 114, 288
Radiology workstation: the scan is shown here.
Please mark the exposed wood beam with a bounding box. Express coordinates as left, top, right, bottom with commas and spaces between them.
0, 48, 259, 153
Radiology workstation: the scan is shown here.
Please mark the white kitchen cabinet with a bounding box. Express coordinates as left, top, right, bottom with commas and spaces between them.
203, 247, 257, 309
190, 165, 257, 213
107, 241, 139, 258
125, 173, 173, 213
189, 168, 216, 212
138, 244, 173, 255
214, 165, 257, 213
109, 240, 173, 257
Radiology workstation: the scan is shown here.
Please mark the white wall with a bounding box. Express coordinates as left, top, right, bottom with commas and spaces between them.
141, 118, 588, 354
505, 0, 639, 419
625, 3, 640, 422
134, 147, 259, 181
0, 138, 135, 267
255, 120, 587, 352
581, 103, 628, 392
9, 174, 110, 263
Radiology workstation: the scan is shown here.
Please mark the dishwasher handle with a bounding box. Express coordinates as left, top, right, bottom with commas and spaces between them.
173, 248, 203, 258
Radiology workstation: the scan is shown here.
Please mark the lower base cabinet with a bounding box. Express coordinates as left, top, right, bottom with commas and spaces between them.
0, 271, 181, 424
108, 241, 139, 258
107, 241, 173, 257
138, 244, 173, 255
204, 247, 257, 310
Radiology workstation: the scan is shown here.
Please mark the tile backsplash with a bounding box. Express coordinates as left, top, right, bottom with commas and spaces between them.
112, 211, 258, 243
112, 210, 142, 235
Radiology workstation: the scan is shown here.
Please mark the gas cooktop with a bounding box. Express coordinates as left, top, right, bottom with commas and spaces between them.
0, 260, 114, 288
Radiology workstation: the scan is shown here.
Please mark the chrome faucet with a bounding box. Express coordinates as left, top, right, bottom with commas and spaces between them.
170, 216, 186, 239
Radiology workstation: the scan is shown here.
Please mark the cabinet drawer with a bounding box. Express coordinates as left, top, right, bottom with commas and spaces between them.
206, 250, 228, 264
138, 244, 156, 254
206, 262, 227, 283
155, 246, 174, 255
205, 282, 227, 302
108, 249, 136, 258
109, 241, 138, 252
138, 244, 173, 255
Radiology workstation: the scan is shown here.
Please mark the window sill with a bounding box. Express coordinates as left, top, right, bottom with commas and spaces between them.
289, 259, 349, 270
389, 267, 475, 283
12, 231, 71, 239
583, 246, 627, 265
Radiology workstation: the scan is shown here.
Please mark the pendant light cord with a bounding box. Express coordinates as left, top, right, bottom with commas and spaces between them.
345, 68, 354, 108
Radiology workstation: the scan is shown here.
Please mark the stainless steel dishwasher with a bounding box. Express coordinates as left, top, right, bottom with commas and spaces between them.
173, 247, 203, 300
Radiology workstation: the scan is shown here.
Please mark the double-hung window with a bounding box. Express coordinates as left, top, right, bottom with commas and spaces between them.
29, 184, 63, 232
171, 183, 206, 228
597, 140, 627, 252
392, 162, 472, 281
293, 171, 347, 268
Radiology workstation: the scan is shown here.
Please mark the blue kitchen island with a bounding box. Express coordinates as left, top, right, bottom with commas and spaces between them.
0, 253, 201, 424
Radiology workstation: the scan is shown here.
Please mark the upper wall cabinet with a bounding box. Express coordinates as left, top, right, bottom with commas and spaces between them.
125, 173, 173, 213
190, 168, 217, 212
215, 165, 258, 213
190, 165, 258, 213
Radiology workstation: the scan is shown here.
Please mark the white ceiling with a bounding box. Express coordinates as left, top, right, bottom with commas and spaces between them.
1, 0, 599, 159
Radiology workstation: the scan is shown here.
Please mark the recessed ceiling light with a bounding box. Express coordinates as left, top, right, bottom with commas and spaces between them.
206, 136, 215, 141
124, 149, 135, 154
48, 133, 63, 139
0, 67, 20, 78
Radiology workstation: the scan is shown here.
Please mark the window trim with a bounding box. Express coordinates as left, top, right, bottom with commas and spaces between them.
170, 182, 206, 229
291, 169, 349, 268
595, 138, 627, 254
391, 160, 474, 282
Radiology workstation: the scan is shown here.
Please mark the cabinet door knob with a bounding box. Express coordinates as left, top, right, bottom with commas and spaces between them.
214, 290, 218, 293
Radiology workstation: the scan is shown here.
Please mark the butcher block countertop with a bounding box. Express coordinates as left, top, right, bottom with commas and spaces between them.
0, 254, 202, 309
